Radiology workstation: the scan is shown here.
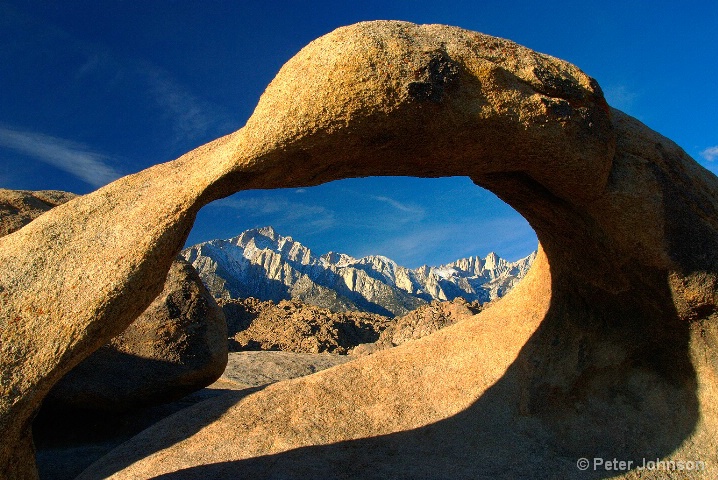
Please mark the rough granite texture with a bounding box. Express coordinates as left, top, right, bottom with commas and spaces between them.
223, 297, 392, 354
0, 190, 227, 414
44, 257, 228, 412
0, 189, 78, 237
224, 297, 476, 356
1, 21, 717, 479
218, 351, 354, 389
351, 297, 481, 355
34, 351, 344, 480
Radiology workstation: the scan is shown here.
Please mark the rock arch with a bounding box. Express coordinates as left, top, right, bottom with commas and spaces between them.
1, 21, 717, 478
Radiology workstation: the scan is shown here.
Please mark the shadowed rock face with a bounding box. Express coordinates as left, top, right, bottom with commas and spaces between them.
0, 190, 227, 415
44, 257, 228, 412
1, 21, 717, 479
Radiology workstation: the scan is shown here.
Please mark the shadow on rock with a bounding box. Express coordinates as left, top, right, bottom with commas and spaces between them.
95, 272, 700, 479
35, 388, 261, 480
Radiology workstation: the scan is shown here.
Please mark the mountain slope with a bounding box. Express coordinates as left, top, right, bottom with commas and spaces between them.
182, 226, 535, 316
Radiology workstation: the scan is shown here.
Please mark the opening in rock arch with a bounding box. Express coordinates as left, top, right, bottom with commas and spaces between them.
185, 176, 539, 355
188, 176, 538, 269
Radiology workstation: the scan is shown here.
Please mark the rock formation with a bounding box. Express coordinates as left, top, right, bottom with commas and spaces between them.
45, 258, 228, 411
351, 297, 481, 355
222, 296, 476, 356
0, 189, 227, 414
0, 189, 77, 236
222, 297, 391, 354
2, 21, 717, 479
184, 226, 534, 315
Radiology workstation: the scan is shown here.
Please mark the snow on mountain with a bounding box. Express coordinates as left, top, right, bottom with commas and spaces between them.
182, 226, 536, 317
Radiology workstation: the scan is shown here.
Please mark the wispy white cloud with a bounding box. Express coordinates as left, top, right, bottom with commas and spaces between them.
361, 216, 537, 268
73, 43, 234, 145
364, 226, 454, 264
75, 50, 114, 80
370, 195, 425, 216
210, 196, 336, 231
461, 217, 538, 260
701, 146, 718, 161
141, 64, 234, 143
0, 126, 121, 187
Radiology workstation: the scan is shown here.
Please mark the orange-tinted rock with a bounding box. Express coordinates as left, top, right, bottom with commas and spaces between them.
352, 298, 480, 355
0, 188, 77, 236
2, 21, 717, 478
223, 297, 391, 354
1, 190, 227, 414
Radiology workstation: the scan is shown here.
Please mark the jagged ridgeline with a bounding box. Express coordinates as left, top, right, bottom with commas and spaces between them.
182, 226, 536, 317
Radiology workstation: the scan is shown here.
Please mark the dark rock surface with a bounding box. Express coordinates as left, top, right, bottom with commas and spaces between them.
45, 258, 228, 411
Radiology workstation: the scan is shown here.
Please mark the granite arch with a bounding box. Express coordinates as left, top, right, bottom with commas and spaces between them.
2, 21, 717, 478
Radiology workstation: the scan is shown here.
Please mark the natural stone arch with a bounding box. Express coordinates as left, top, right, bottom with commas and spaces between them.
1, 21, 717, 478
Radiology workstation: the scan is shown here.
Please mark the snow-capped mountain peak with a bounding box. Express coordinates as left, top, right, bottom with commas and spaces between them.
182, 227, 536, 317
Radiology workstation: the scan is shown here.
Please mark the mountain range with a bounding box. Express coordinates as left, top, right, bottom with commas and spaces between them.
182, 226, 536, 317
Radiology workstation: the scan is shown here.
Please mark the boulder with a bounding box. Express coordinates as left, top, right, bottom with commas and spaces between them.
2, 21, 717, 479
219, 351, 354, 389
222, 297, 391, 354
44, 258, 228, 411
352, 298, 480, 354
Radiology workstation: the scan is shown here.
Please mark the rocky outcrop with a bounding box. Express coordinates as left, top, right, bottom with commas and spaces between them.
34, 349, 348, 480
184, 226, 534, 316
0, 189, 77, 236
352, 298, 481, 355
223, 296, 476, 356
221, 297, 391, 354
45, 258, 228, 411
0, 190, 227, 414
2, 21, 718, 479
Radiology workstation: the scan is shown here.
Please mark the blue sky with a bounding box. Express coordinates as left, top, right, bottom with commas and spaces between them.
1, 1, 716, 268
